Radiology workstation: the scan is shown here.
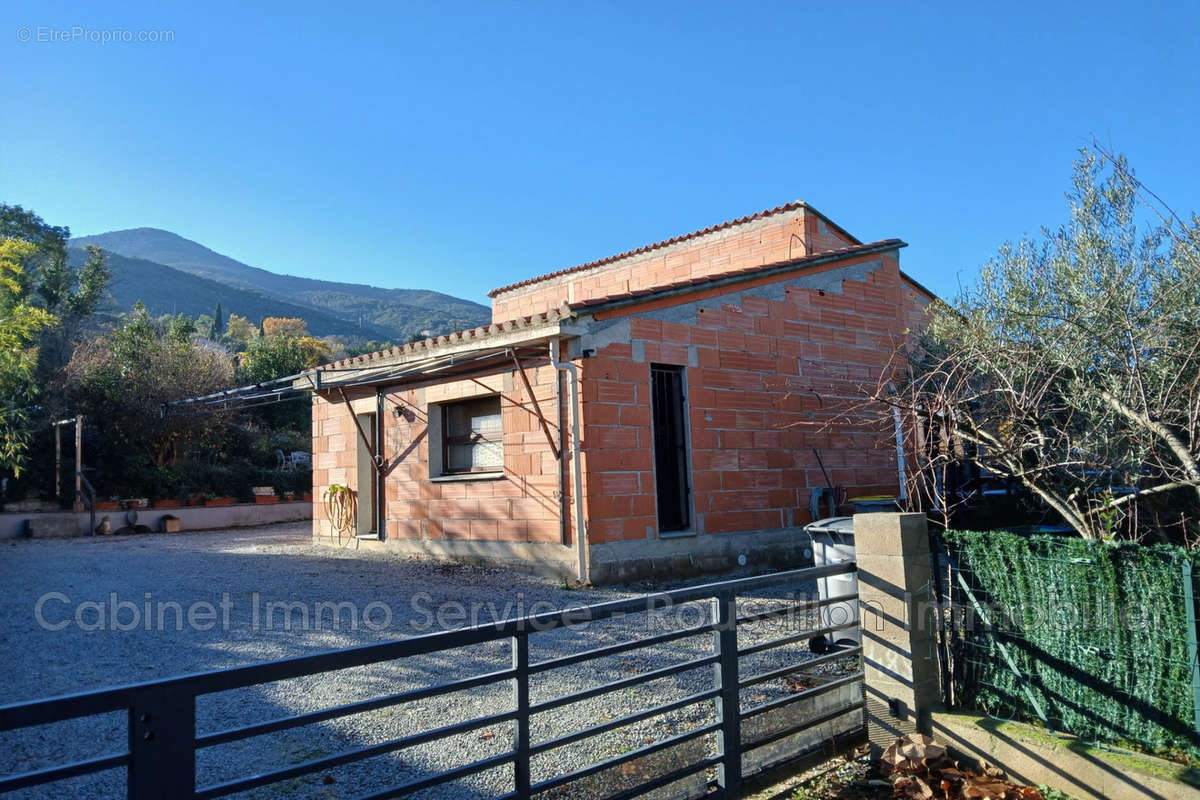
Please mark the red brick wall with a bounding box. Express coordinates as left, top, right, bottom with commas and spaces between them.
578, 250, 922, 544
490, 207, 856, 323
311, 363, 571, 545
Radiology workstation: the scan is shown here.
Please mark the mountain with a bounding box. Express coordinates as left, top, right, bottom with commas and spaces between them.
68, 249, 396, 340
69, 228, 490, 341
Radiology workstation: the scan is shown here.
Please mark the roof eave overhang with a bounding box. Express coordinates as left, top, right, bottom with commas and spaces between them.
302, 321, 567, 391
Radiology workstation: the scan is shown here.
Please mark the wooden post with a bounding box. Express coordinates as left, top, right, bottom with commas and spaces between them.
72, 416, 83, 512
54, 424, 62, 501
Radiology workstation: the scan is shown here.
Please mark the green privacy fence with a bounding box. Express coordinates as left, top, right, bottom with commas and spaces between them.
940, 530, 1200, 757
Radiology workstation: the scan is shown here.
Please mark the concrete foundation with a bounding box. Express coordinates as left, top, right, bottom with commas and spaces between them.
586, 526, 814, 585
313, 525, 816, 585
322, 533, 580, 580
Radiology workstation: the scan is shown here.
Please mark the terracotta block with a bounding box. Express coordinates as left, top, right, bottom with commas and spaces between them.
390, 520, 421, 539
495, 519, 528, 541
525, 519, 561, 543
477, 498, 512, 519
618, 448, 652, 471
709, 489, 771, 512
469, 519, 499, 540
630, 494, 656, 516
692, 470, 721, 492
586, 403, 621, 425
428, 498, 479, 518
587, 380, 637, 404
720, 430, 755, 449
588, 494, 632, 519
582, 357, 620, 380
740, 450, 770, 470
717, 330, 746, 350
622, 516, 655, 540
629, 318, 662, 340
442, 519, 472, 539
690, 328, 719, 348
599, 342, 634, 359
511, 497, 556, 520
490, 479, 526, 498
660, 321, 692, 344
644, 341, 689, 365
616, 359, 649, 383
703, 510, 757, 533
585, 518, 621, 544
589, 472, 639, 496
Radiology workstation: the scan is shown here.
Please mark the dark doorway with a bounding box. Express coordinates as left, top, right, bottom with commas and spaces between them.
650, 364, 690, 532
356, 412, 378, 536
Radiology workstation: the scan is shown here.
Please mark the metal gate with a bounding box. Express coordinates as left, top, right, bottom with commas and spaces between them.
0, 563, 864, 799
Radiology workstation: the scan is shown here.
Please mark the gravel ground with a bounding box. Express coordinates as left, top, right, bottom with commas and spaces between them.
0, 524, 858, 800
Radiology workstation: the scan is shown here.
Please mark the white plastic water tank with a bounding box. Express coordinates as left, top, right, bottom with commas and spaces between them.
804, 516, 860, 652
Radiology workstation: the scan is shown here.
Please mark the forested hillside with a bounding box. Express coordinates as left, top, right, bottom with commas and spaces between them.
71, 227, 489, 341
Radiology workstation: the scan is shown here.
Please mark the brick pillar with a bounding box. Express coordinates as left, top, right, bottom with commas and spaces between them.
854, 512, 940, 756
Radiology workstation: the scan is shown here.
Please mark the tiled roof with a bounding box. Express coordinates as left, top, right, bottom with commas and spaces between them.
488, 200, 860, 297
564, 239, 907, 312
321, 305, 570, 370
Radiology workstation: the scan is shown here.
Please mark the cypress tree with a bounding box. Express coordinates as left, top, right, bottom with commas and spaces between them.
212, 301, 225, 338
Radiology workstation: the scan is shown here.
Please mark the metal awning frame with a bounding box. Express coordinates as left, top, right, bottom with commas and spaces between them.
161, 341, 557, 418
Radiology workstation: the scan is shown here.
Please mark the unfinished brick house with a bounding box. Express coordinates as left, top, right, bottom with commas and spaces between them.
307, 202, 932, 583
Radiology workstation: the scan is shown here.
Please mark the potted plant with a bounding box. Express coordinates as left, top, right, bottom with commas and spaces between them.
95, 497, 120, 511
204, 494, 234, 507
251, 485, 278, 504
283, 491, 296, 502
151, 498, 181, 509
301, 491, 313, 502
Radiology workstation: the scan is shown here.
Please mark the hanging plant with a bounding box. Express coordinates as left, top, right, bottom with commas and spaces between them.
323, 483, 356, 536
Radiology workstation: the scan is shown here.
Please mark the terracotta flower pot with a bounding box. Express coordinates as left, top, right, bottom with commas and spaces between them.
301, 492, 313, 502
95, 501, 120, 511
205, 497, 234, 507
151, 499, 181, 509
254, 495, 280, 504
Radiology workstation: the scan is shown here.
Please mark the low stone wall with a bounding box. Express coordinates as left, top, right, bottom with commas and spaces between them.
3, 501, 312, 539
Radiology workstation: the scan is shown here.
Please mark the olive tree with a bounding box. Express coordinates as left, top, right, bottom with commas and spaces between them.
875, 147, 1200, 544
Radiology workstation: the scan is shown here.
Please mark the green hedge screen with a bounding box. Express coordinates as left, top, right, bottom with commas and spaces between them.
943, 531, 1199, 756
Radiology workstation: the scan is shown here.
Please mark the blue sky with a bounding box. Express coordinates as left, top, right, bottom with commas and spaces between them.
2, 0, 1197, 306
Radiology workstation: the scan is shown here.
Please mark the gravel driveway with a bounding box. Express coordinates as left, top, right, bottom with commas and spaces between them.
0, 524, 852, 800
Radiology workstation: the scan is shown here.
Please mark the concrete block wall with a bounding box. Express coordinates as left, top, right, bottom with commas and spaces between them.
489, 206, 856, 323
311, 362, 571, 548
578, 250, 917, 546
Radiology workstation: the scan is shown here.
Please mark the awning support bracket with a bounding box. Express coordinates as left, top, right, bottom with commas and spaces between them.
511, 351, 559, 460
338, 387, 385, 474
